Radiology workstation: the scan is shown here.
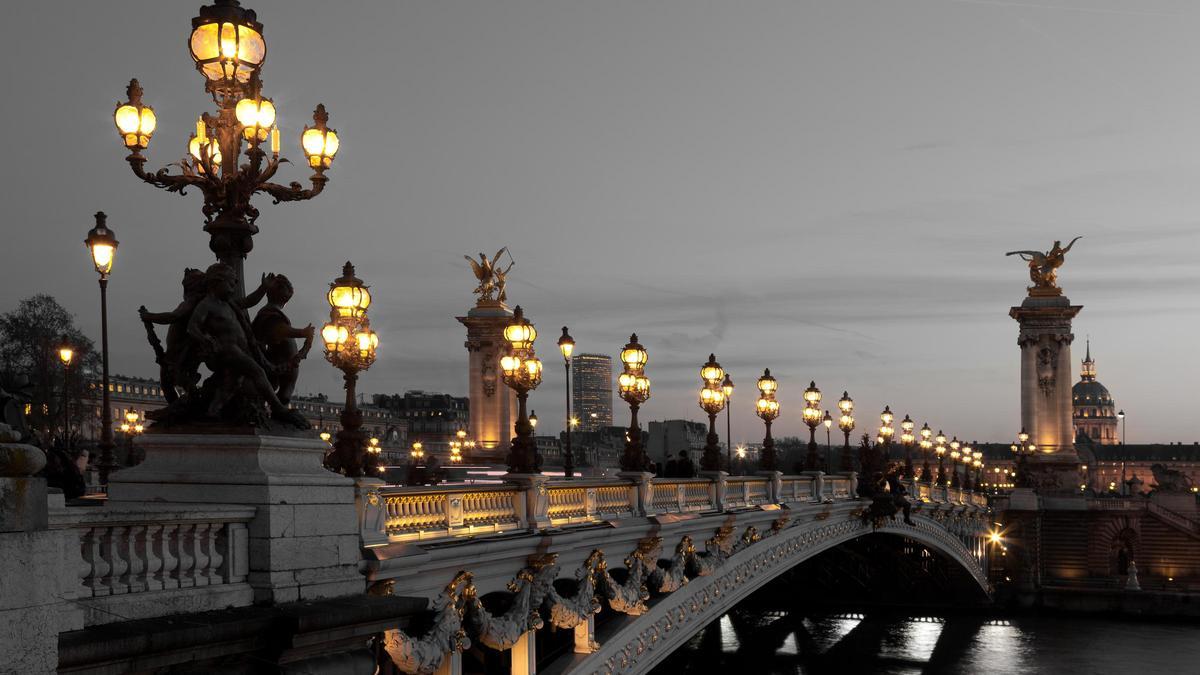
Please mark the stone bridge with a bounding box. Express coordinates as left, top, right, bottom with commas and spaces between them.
362, 471, 991, 674
5, 434, 991, 675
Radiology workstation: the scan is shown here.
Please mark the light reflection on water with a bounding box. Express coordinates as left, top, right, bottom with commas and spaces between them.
653, 612, 1200, 674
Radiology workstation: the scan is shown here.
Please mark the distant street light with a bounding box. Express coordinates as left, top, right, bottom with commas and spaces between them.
57, 337, 74, 450
698, 354, 727, 471
878, 406, 895, 459
935, 430, 948, 486
900, 414, 915, 479
722, 374, 735, 470
1117, 409, 1126, 445
755, 369, 780, 471
499, 306, 543, 474
802, 382, 823, 471
320, 262, 379, 478
919, 423, 933, 483
557, 326, 576, 478
84, 213, 118, 484
838, 392, 855, 472
618, 334, 651, 472
823, 410, 833, 472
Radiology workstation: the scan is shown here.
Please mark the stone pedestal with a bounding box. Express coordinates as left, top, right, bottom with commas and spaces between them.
700, 470, 729, 510
458, 302, 517, 464
617, 471, 655, 516
0, 428, 80, 672
506, 473, 551, 530
355, 477, 389, 548
109, 433, 364, 603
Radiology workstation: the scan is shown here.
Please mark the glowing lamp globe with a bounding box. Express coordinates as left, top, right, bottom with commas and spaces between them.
188, 2, 266, 85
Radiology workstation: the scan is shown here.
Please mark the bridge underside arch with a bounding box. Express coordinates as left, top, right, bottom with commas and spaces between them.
564, 512, 989, 675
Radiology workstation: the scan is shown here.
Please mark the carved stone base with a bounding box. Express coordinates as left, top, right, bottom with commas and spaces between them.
109, 434, 363, 604
506, 473, 551, 530
1021, 455, 1084, 496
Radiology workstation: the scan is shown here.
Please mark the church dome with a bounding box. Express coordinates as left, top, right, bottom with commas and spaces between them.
1072, 340, 1119, 445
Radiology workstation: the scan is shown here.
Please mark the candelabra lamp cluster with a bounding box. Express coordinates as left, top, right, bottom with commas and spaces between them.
919, 423, 933, 482
1011, 427, 1036, 487
321, 262, 379, 478
877, 405, 895, 457
934, 430, 948, 486
410, 441, 425, 463
802, 382, 823, 471
755, 369, 781, 471
500, 306, 543, 474
899, 414, 916, 479
618, 335, 652, 472
698, 355, 728, 471
948, 437, 962, 488
112, 1, 339, 293
837, 392, 855, 472
116, 1, 340, 433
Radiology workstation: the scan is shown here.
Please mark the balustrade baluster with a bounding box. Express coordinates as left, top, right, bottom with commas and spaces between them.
105, 526, 130, 595
125, 524, 148, 593
193, 523, 212, 586
175, 523, 196, 588
82, 526, 107, 596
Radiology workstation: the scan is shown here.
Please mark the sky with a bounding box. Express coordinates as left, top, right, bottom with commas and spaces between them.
3, 0, 1200, 445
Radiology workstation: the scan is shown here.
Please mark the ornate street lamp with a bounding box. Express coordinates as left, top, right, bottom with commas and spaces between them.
900, 414, 915, 480
802, 381, 822, 471
934, 431, 947, 486
698, 354, 727, 471
877, 406, 895, 458
919, 423, 933, 483
120, 409, 145, 464
410, 441, 425, 463
529, 411, 538, 430
1117, 409, 1126, 445
837, 392, 855, 472
321, 262, 378, 478
755, 369, 780, 471
960, 442, 973, 490
722, 374, 735, 470
822, 410, 834, 472
617, 334, 651, 472
84, 213, 118, 483
57, 338, 74, 450
112, 1, 340, 296
557, 327, 576, 478
500, 306, 543, 474
949, 442, 962, 488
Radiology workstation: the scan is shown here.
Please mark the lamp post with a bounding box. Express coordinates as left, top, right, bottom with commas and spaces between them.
84, 213, 118, 484
755, 369, 780, 471
698, 354, 727, 471
57, 339, 75, 450
1117, 409, 1126, 445
949, 437, 962, 488
558, 327, 576, 478
919, 423, 933, 482
320, 262, 378, 478
935, 430, 947, 486
960, 442, 973, 491
499, 306, 543, 474
617, 335, 651, 472
899, 414, 915, 480
837, 392, 855, 472
111, 1, 340, 297
802, 382, 822, 471
722, 374, 735, 470
822, 410, 833, 472
877, 406, 895, 460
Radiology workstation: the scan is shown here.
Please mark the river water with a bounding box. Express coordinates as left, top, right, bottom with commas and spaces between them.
652, 611, 1200, 674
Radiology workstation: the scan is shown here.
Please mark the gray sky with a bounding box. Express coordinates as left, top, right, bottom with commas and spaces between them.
4, 0, 1200, 444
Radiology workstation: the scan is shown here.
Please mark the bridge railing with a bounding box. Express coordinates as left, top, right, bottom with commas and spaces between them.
373, 470, 989, 545
49, 503, 255, 627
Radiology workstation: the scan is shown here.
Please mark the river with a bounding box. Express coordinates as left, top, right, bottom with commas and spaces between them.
651, 611, 1200, 674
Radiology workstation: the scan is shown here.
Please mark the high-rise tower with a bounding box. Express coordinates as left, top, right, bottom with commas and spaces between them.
572, 354, 613, 432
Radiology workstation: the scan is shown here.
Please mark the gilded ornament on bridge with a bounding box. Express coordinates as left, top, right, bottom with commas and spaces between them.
382, 571, 472, 675
1006, 236, 1081, 297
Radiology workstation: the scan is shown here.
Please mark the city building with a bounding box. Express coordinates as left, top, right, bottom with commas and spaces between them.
1073, 341, 1119, 445
646, 419, 708, 464
372, 390, 469, 459
572, 354, 613, 432
291, 393, 403, 458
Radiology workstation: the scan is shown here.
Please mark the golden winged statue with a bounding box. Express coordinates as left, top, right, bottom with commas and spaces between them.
465, 248, 515, 305
1006, 237, 1081, 296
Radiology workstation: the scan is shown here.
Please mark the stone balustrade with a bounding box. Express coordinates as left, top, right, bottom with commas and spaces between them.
383, 485, 522, 540
49, 503, 255, 627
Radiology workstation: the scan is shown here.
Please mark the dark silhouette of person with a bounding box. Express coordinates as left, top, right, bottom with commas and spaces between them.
664, 455, 679, 478
676, 450, 696, 478
885, 466, 914, 525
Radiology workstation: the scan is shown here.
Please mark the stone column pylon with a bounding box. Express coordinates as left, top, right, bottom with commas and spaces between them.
1010, 293, 1082, 491
458, 302, 517, 464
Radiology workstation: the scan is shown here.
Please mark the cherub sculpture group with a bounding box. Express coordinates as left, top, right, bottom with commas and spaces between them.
139, 264, 313, 429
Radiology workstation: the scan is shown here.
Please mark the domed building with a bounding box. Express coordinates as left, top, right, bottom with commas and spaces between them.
1072, 341, 1119, 445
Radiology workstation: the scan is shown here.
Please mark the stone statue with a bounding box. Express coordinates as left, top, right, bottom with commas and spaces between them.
464, 248, 514, 305
1126, 560, 1141, 591
250, 274, 314, 406
1150, 463, 1193, 493
186, 263, 308, 428
1006, 237, 1081, 295
140, 269, 269, 404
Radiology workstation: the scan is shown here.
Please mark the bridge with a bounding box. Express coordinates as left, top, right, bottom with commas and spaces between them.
12, 433, 990, 675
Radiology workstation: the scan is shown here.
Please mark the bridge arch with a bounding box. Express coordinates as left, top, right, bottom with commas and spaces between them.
565, 511, 989, 675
